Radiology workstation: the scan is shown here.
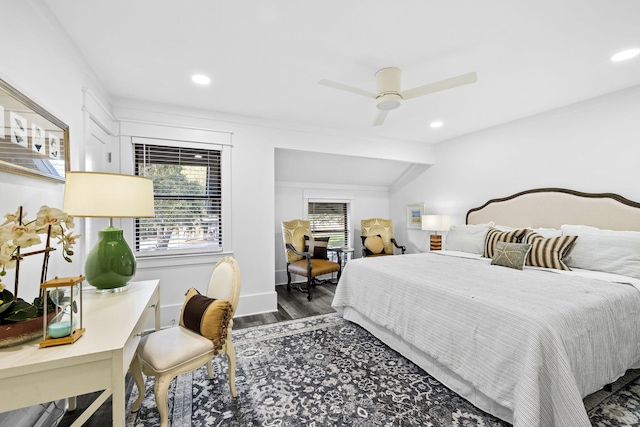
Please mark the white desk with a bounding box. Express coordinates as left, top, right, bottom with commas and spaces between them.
0, 280, 160, 427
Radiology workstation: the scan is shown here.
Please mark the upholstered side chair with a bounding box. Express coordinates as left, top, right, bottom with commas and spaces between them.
360, 218, 406, 257
281, 219, 342, 301
130, 256, 241, 427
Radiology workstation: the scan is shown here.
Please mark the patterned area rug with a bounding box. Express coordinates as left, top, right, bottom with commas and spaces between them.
126, 313, 640, 426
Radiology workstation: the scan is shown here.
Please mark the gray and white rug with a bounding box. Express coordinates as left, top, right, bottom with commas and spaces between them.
126, 313, 640, 426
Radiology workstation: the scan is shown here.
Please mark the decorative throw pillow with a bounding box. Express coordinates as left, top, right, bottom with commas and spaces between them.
522, 230, 578, 270
304, 235, 329, 259
491, 241, 532, 270
483, 227, 527, 258
444, 222, 494, 255
180, 288, 232, 352
364, 235, 385, 254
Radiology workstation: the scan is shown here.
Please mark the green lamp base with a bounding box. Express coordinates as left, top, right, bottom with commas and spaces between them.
85, 226, 136, 291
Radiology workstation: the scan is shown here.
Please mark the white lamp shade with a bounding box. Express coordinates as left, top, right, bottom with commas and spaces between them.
63, 172, 155, 218
421, 215, 451, 232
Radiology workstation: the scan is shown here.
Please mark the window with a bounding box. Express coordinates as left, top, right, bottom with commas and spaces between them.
307, 202, 349, 247
133, 142, 222, 253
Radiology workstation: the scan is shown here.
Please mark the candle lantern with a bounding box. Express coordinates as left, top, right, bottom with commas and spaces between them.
40, 276, 86, 348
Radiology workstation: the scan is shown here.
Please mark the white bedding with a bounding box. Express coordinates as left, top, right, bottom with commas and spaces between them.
331, 252, 640, 426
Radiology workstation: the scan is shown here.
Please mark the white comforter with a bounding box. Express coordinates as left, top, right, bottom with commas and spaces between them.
331, 252, 640, 427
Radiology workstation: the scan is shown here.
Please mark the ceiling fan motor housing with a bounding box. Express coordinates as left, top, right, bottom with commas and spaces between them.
376, 67, 402, 110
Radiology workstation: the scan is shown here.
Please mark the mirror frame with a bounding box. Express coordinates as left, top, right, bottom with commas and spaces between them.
0, 77, 69, 183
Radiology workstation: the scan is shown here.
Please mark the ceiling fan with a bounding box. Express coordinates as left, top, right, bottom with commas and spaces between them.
318, 67, 477, 126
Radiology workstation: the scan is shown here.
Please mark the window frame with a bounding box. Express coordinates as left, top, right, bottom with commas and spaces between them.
122, 136, 231, 259
305, 198, 351, 249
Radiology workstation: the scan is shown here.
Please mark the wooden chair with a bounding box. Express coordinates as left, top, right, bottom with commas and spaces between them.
282, 219, 342, 301
130, 256, 241, 427
360, 218, 406, 257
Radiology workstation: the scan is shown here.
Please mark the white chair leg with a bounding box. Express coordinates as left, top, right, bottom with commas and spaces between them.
130, 353, 145, 412
227, 340, 237, 397
154, 374, 173, 427
206, 359, 214, 379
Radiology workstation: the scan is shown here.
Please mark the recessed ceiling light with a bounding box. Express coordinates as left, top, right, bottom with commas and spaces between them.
192, 74, 211, 85
610, 48, 640, 62
430, 121, 443, 128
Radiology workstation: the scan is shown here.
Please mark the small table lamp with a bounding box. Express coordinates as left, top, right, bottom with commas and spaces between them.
421, 215, 451, 251
63, 172, 154, 292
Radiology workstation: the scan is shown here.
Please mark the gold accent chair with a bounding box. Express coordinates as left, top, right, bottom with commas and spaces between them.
282, 219, 342, 301
130, 256, 241, 427
360, 218, 406, 257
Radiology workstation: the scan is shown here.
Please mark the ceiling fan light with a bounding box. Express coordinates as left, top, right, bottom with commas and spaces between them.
376, 93, 401, 110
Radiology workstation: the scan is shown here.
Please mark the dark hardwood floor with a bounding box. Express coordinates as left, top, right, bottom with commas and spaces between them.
234, 282, 338, 329
54, 283, 337, 427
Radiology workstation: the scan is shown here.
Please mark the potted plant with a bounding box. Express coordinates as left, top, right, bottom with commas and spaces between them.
0, 205, 79, 347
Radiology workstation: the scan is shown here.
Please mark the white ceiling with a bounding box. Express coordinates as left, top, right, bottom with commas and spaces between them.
274, 149, 426, 188
42, 1, 640, 185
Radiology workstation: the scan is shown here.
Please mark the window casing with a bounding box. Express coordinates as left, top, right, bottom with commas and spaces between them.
307, 202, 349, 248
133, 142, 222, 253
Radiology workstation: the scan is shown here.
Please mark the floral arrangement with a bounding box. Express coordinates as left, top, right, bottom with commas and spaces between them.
0, 205, 79, 324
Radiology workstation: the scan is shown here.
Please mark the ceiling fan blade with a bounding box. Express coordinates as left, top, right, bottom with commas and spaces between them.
318, 79, 377, 99
373, 110, 388, 126
401, 72, 477, 100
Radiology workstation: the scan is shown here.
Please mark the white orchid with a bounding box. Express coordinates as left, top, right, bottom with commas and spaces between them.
0, 205, 79, 285
0, 243, 16, 269
11, 224, 41, 248
1, 209, 25, 227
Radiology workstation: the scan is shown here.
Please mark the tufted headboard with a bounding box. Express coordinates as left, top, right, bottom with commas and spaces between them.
466, 188, 640, 231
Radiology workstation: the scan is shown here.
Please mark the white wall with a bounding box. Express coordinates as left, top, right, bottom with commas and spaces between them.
112, 100, 432, 323
390, 84, 640, 253
0, 2, 434, 322
0, 1, 109, 302
11, 1, 638, 322
274, 182, 389, 284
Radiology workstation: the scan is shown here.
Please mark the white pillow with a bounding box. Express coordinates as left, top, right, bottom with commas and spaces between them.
561, 224, 640, 279
444, 222, 494, 255
495, 225, 516, 232
531, 228, 562, 239
496, 225, 561, 239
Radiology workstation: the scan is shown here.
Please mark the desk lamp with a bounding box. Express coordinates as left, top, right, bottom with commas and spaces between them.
63, 172, 154, 292
421, 215, 451, 251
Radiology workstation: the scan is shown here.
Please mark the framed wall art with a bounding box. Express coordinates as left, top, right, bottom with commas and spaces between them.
406, 203, 425, 229
0, 77, 69, 182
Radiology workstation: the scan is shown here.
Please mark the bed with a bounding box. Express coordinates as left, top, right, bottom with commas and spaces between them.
331, 188, 640, 427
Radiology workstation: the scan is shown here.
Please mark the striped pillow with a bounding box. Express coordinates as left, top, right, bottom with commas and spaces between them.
522, 231, 578, 270
483, 227, 527, 258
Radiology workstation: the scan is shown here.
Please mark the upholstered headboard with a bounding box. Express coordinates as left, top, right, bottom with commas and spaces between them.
466, 188, 640, 231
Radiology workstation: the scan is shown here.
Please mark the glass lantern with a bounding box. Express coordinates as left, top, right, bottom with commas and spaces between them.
39, 275, 85, 348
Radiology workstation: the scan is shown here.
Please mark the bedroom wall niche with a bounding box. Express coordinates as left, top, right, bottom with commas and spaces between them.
390, 83, 640, 253
274, 181, 390, 285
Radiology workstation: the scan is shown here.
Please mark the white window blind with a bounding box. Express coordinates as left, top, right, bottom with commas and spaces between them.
308, 202, 349, 247
133, 142, 222, 252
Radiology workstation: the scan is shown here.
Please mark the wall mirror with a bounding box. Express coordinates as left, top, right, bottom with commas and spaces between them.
0, 77, 69, 182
